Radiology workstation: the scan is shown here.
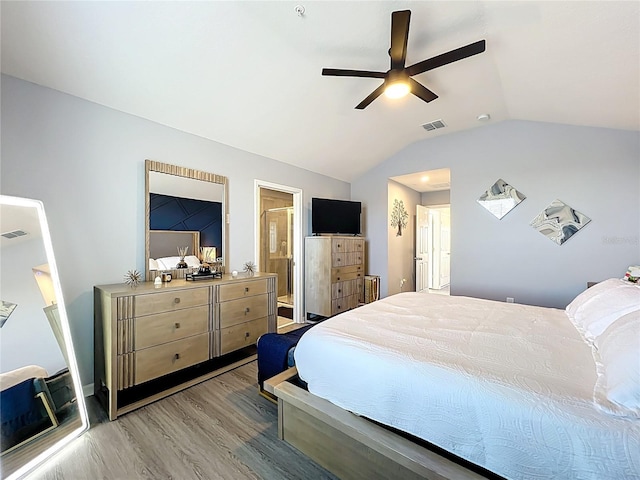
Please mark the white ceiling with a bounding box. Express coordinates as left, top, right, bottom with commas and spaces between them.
390, 168, 451, 193
1, 1, 638, 183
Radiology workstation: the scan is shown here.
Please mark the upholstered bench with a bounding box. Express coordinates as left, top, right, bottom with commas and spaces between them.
257, 324, 315, 401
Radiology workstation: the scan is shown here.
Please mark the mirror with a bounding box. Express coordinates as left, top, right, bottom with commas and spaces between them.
0, 196, 88, 479
145, 160, 228, 281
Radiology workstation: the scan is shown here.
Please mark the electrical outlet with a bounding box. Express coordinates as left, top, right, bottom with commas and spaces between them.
506, 297, 515, 303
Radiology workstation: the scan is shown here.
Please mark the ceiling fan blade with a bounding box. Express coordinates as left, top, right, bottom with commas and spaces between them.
405, 39, 486, 77
355, 83, 386, 110
322, 68, 386, 79
409, 78, 438, 103
390, 10, 411, 70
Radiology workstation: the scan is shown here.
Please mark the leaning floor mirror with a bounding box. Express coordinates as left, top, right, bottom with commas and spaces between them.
0, 196, 88, 479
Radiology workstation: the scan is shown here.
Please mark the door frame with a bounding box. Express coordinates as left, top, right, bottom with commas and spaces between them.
254, 180, 304, 324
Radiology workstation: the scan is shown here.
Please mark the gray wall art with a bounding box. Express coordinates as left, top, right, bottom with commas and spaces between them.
477, 178, 526, 219
530, 199, 591, 245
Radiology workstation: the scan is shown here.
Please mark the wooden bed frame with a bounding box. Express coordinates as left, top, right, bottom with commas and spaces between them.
264, 368, 491, 480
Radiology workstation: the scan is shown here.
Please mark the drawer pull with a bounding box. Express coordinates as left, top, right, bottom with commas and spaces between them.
245, 307, 250, 314
174, 298, 181, 304
337, 277, 341, 281
245, 287, 249, 293
338, 289, 342, 293
174, 353, 180, 360
174, 322, 181, 329
245, 332, 250, 338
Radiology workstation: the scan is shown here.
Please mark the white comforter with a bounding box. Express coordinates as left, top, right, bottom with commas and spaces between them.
294, 292, 640, 479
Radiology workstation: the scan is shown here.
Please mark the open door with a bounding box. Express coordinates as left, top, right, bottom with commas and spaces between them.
415, 205, 429, 292
428, 206, 451, 291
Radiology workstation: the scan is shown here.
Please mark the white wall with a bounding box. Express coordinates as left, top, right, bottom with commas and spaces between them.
352, 120, 640, 308
1, 75, 350, 385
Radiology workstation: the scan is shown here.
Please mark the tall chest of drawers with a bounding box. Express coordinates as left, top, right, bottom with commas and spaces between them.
94, 273, 276, 420
305, 236, 365, 318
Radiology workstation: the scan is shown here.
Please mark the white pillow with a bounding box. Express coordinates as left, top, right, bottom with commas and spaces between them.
156, 256, 181, 270
592, 310, 640, 418
156, 256, 200, 270
184, 255, 201, 267
566, 278, 640, 342
566, 278, 629, 317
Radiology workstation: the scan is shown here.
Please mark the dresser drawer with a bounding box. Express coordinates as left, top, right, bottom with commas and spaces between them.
332, 238, 364, 253
331, 294, 360, 316
218, 279, 268, 302
332, 252, 364, 268
134, 305, 209, 350
135, 287, 209, 317
331, 278, 363, 299
135, 333, 209, 385
220, 317, 268, 355
219, 294, 269, 328
331, 266, 364, 283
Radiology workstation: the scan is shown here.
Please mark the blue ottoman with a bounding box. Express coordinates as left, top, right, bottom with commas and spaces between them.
257, 324, 315, 393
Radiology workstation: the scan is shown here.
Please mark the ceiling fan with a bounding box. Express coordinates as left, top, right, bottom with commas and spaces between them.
322, 10, 486, 109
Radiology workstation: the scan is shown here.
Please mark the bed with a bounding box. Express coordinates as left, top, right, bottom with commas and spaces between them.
275, 279, 640, 479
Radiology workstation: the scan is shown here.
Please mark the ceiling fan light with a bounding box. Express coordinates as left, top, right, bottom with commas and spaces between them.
384, 81, 410, 99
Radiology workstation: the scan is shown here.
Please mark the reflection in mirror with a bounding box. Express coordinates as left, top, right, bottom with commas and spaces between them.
0, 196, 88, 479
145, 160, 228, 281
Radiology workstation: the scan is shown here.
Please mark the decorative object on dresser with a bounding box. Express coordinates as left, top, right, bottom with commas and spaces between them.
94, 273, 277, 420
123, 269, 142, 287
176, 246, 189, 269
243, 261, 256, 277
305, 236, 365, 319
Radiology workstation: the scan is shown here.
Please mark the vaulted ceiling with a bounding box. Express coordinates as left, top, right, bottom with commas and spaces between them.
2, 1, 638, 182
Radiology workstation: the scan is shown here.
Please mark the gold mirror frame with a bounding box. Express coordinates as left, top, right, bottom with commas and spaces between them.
145, 159, 228, 280
0, 195, 89, 479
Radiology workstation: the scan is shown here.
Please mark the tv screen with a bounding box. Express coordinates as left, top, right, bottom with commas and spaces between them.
312, 198, 361, 235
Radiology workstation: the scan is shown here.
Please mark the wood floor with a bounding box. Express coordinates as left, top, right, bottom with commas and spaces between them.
29, 361, 337, 480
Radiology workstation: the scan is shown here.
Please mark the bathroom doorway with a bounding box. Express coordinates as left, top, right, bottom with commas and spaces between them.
255, 181, 303, 330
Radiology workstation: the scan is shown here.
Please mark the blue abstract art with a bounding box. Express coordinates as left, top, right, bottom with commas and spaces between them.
530, 199, 591, 245
477, 178, 526, 219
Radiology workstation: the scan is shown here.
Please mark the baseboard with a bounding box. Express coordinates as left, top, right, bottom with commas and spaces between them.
82, 383, 94, 398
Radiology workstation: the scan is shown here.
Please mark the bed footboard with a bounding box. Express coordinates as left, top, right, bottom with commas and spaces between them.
273, 380, 486, 480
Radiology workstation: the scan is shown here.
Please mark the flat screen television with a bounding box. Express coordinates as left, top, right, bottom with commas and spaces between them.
312, 197, 361, 235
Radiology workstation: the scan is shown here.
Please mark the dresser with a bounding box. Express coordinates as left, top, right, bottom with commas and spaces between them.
305, 236, 365, 318
94, 273, 276, 420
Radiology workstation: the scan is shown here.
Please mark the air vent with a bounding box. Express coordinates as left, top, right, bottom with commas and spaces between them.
422, 119, 446, 131
1, 230, 28, 239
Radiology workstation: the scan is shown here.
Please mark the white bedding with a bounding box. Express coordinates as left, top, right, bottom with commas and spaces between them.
294, 292, 640, 479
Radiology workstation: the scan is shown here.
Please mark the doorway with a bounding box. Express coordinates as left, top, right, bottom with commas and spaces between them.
415, 204, 451, 295
427, 205, 451, 294
255, 180, 303, 329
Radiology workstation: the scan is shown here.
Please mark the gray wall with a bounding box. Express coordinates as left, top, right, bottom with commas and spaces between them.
387, 180, 420, 294
1, 238, 66, 375
352, 120, 640, 308
1, 75, 350, 386
422, 190, 450, 206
